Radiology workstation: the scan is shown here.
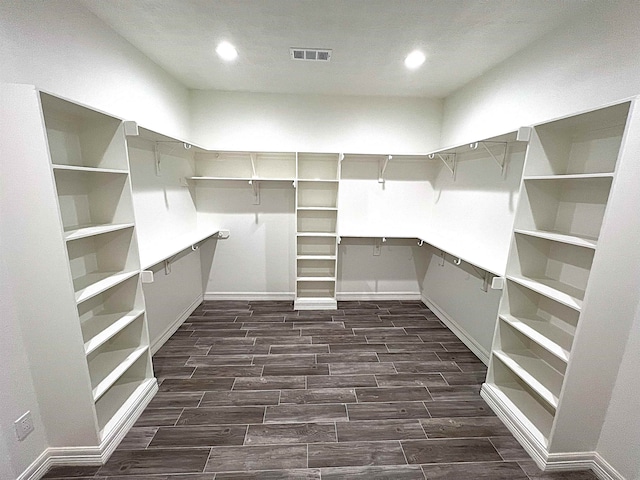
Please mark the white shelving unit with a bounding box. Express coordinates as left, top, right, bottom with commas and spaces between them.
294, 153, 340, 309
483, 101, 634, 465
39, 90, 157, 450
189, 150, 296, 182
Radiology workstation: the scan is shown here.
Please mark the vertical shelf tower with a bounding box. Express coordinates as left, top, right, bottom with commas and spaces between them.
2, 84, 157, 463
294, 153, 340, 310
482, 100, 639, 468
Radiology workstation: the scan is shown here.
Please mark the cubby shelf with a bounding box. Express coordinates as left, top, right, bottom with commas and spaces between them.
97, 377, 155, 440
90, 345, 148, 402
83, 310, 145, 355
52, 164, 129, 175
507, 275, 583, 311
297, 276, 337, 282
296, 232, 338, 237
64, 223, 136, 242
296, 255, 337, 260
297, 206, 338, 211
74, 270, 140, 304
513, 229, 597, 249
523, 173, 614, 181
493, 349, 562, 410
499, 314, 571, 363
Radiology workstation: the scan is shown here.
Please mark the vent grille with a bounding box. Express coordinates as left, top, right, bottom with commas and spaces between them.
290, 48, 332, 62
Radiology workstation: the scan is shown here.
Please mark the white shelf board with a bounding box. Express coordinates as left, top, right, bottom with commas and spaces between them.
294, 297, 338, 310
98, 377, 156, 440
507, 275, 583, 311
499, 314, 571, 363
523, 173, 615, 181
297, 207, 338, 211
188, 176, 295, 182
297, 255, 337, 260
483, 382, 552, 448
75, 270, 139, 304
493, 350, 563, 410
52, 164, 129, 175
140, 226, 220, 270
83, 310, 145, 356
91, 345, 148, 402
514, 229, 597, 249
296, 276, 336, 282
297, 179, 339, 183
296, 232, 338, 238
64, 223, 135, 242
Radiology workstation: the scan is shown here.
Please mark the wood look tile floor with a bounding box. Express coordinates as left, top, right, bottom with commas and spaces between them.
43, 301, 597, 480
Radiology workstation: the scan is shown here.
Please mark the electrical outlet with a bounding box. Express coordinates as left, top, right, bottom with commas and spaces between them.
15, 411, 34, 441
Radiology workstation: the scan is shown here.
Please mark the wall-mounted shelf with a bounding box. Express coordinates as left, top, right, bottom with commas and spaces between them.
139, 227, 220, 270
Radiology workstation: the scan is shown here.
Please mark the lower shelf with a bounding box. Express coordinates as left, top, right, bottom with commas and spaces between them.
486, 356, 556, 448
294, 297, 338, 310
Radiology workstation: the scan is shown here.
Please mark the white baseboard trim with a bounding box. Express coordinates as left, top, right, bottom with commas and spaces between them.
481, 384, 622, 480
20, 380, 158, 480
204, 292, 296, 301
151, 295, 203, 354
336, 291, 422, 301
590, 453, 625, 480
421, 293, 490, 365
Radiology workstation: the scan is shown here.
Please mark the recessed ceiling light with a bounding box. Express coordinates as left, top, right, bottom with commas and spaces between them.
216, 41, 238, 61
404, 50, 425, 69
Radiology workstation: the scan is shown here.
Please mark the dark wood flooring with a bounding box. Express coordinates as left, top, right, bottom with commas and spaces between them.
43, 300, 597, 480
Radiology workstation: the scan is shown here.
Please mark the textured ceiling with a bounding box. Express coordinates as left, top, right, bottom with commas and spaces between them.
82, 0, 598, 98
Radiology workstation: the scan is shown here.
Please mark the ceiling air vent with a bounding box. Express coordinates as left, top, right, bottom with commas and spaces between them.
290, 48, 332, 62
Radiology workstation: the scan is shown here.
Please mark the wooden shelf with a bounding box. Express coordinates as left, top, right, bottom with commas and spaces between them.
297, 206, 338, 211
297, 179, 339, 183
297, 255, 337, 260
83, 310, 145, 356
297, 276, 337, 282
64, 223, 135, 242
90, 345, 148, 402
296, 232, 337, 238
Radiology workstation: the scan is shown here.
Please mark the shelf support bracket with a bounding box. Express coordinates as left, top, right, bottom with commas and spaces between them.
154, 142, 162, 176
438, 251, 445, 267
379, 155, 392, 183
250, 153, 257, 179
482, 271, 491, 292
248, 180, 260, 205
430, 153, 456, 178
164, 259, 171, 275
470, 141, 508, 174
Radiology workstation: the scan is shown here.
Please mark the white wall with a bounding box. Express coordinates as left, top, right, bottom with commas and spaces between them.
0, 1, 191, 140
189, 90, 443, 154
197, 183, 297, 299
597, 300, 640, 480
0, 245, 47, 479
440, 1, 640, 146
337, 239, 428, 300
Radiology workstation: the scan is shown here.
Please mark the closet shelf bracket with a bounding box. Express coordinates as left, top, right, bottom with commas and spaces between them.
249, 153, 257, 179
470, 141, 508, 174
429, 153, 456, 178
379, 155, 392, 183
248, 179, 260, 205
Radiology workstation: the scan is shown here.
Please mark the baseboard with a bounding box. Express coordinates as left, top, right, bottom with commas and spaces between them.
151, 295, 203, 354
590, 453, 625, 480
204, 292, 296, 301
336, 291, 422, 301
21, 380, 158, 480
481, 384, 621, 480
421, 293, 490, 365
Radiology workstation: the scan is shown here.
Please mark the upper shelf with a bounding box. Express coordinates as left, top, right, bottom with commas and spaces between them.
139, 226, 220, 270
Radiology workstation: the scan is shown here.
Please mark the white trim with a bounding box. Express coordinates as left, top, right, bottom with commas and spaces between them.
19, 380, 158, 480
151, 295, 203, 354
422, 293, 490, 365
590, 453, 625, 480
204, 292, 296, 301
336, 291, 422, 301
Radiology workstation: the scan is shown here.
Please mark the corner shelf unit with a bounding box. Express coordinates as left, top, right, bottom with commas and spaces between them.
40, 92, 157, 446
294, 153, 340, 309
482, 101, 632, 465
